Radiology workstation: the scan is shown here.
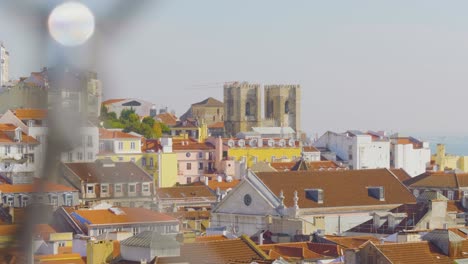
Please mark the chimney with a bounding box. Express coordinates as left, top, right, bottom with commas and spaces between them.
259, 232, 264, 245
204, 176, 209, 186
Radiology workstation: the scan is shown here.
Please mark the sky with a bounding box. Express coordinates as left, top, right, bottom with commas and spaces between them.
1, 1, 468, 138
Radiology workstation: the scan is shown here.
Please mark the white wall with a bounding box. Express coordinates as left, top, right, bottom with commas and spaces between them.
393, 143, 431, 177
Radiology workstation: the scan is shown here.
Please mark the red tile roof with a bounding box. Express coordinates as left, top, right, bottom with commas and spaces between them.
372, 241, 452, 264
13, 108, 47, 120
255, 169, 416, 208
208, 121, 224, 129
99, 128, 141, 139
172, 139, 215, 151
65, 207, 178, 226
404, 172, 468, 189
157, 113, 178, 126
0, 124, 39, 144
0, 179, 77, 193
320, 235, 380, 249
63, 161, 152, 184
102, 99, 126, 105
155, 186, 215, 199
390, 169, 412, 182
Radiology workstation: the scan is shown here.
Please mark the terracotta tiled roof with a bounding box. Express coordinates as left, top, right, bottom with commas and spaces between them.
0, 124, 39, 144
195, 235, 228, 242
65, 207, 178, 226
394, 137, 424, 149
270, 160, 341, 172
156, 236, 269, 264
34, 253, 86, 264
320, 235, 379, 249
157, 112, 178, 126
207, 179, 240, 191
404, 172, 468, 188
446, 201, 465, 213
259, 242, 340, 261
63, 161, 152, 184
303, 146, 319, 152
390, 169, 412, 182
99, 128, 141, 139
172, 139, 215, 151
13, 108, 47, 120
373, 241, 452, 264
34, 224, 57, 241
156, 186, 214, 199
0, 179, 77, 193
192, 97, 224, 107
255, 169, 416, 208
168, 210, 211, 220
102, 99, 126, 105
208, 121, 224, 129
0, 224, 17, 236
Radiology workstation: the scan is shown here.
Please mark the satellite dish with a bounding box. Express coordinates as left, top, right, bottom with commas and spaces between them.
227, 139, 235, 147
288, 139, 295, 147
249, 138, 257, 147
238, 139, 245, 147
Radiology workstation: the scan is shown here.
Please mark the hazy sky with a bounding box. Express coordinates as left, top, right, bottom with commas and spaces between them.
1, 1, 468, 137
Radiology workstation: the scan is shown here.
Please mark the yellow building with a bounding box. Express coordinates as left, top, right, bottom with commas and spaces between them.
97, 128, 144, 166
434, 144, 468, 172
142, 138, 178, 188
222, 138, 301, 168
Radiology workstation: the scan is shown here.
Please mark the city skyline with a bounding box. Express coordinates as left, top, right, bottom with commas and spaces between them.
1, 0, 468, 136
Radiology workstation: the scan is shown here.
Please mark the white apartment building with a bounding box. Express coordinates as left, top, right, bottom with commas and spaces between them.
0, 109, 99, 177
0, 43, 9, 86
314, 130, 390, 170
390, 136, 431, 177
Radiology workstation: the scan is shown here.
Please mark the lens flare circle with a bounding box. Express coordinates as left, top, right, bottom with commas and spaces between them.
48, 2, 95, 46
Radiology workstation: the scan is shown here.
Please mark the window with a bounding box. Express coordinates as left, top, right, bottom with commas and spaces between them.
18, 145, 24, 154
142, 158, 146, 166
285, 100, 289, 114
29, 145, 34, 151
213, 116, 215, 121
142, 184, 150, 192
101, 185, 108, 194
67, 152, 73, 162
58, 242, 66, 247
245, 102, 251, 115
87, 135, 93, 147
50, 195, 58, 206
448, 191, 454, 200
28, 155, 34, 164
128, 184, 136, 193
27, 120, 35, 127
149, 158, 154, 168
21, 196, 29, 207
217, 108, 220, 115
132, 227, 139, 235
4, 196, 13, 207
186, 152, 191, 158
186, 177, 192, 184
198, 152, 203, 158
199, 162, 203, 170
115, 184, 122, 193
186, 163, 192, 170
4, 146, 10, 155
118, 142, 123, 150
87, 152, 93, 160
87, 185, 94, 194
65, 194, 73, 206
77, 152, 83, 161
130, 142, 136, 150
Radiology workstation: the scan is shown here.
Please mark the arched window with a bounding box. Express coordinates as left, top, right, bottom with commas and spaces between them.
245, 102, 251, 116
285, 101, 289, 114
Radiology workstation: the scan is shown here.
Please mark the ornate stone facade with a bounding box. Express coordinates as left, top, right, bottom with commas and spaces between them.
223, 82, 262, 137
